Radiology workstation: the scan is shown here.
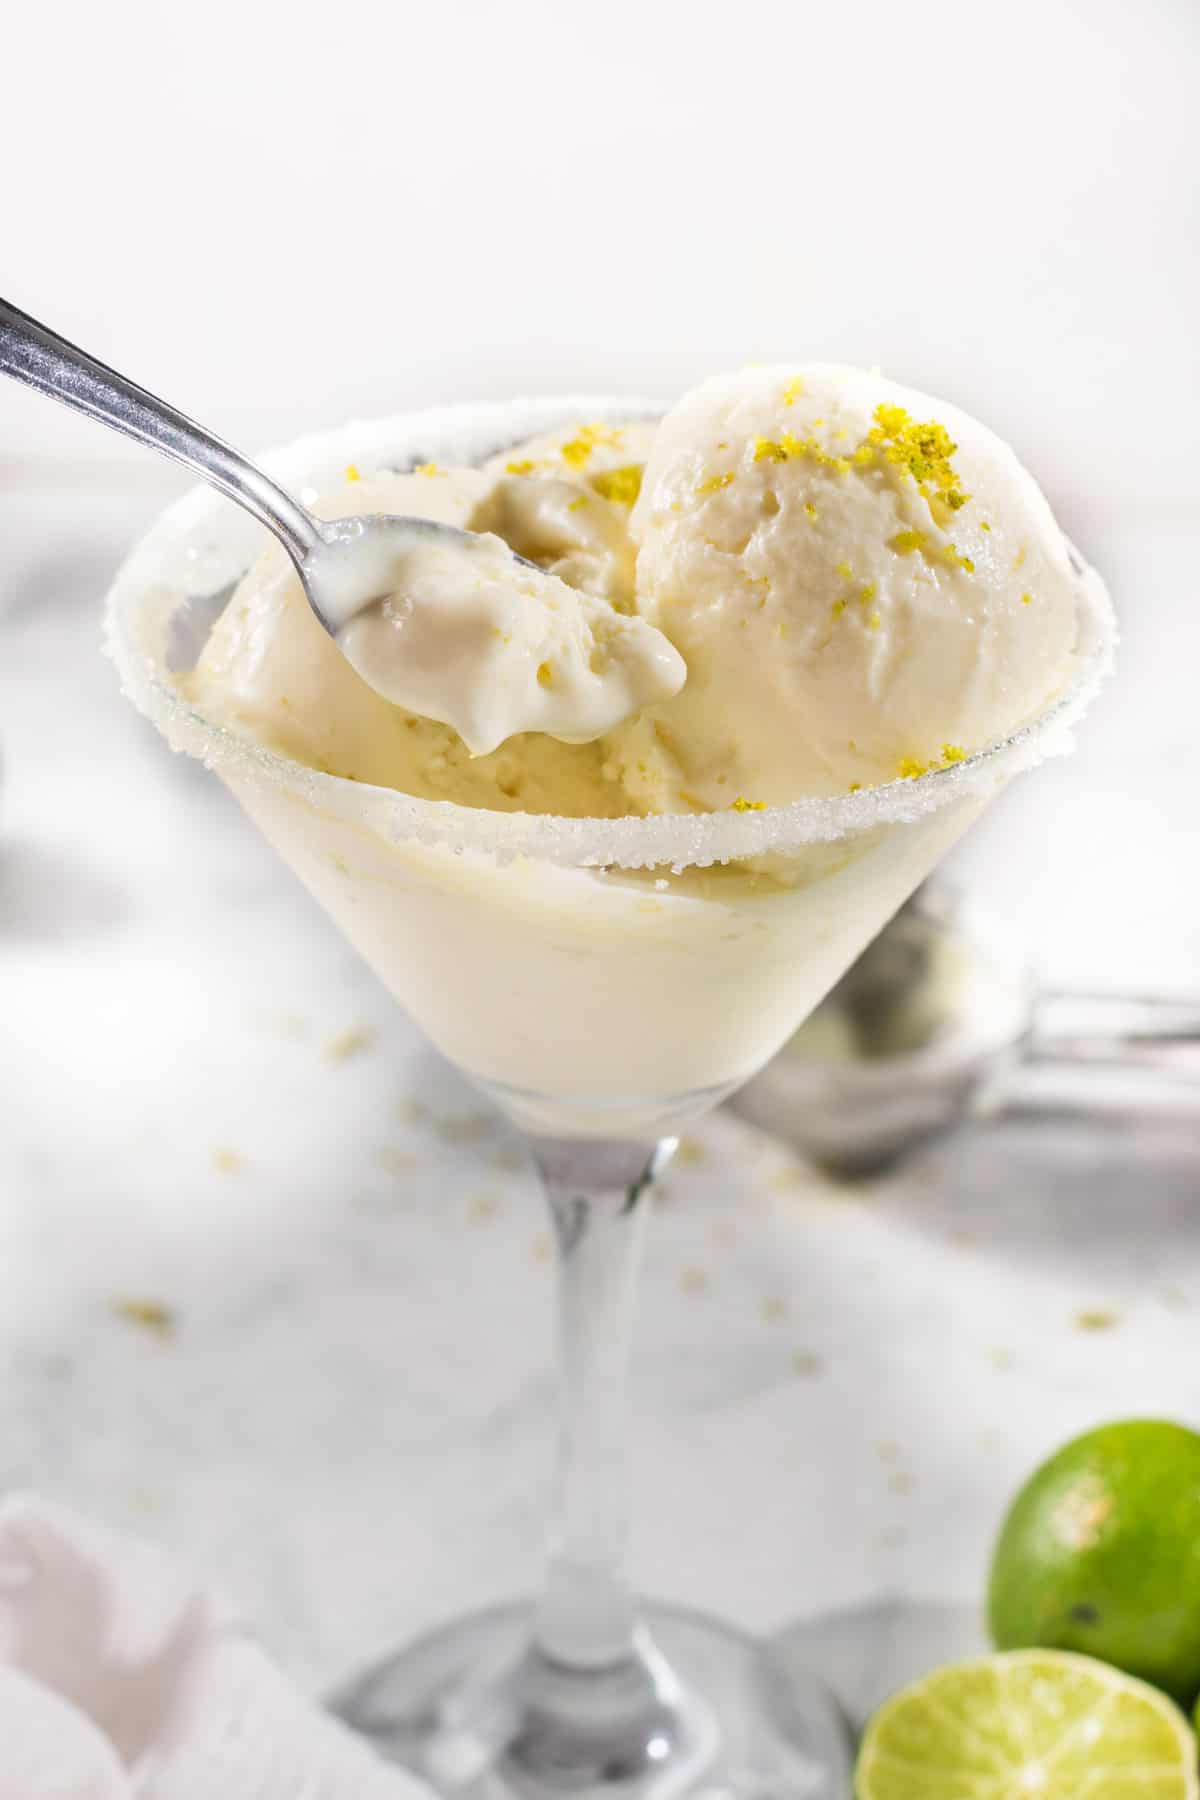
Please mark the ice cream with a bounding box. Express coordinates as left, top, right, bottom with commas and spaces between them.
186, 465, 633, 816
618, 364, 1081, 808
325, 521, 683, 757
187, 367, 1084, 822
116, 384, 1110, 1136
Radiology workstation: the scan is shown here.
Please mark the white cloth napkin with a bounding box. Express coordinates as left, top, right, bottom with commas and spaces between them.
0, 1495, 431, 1800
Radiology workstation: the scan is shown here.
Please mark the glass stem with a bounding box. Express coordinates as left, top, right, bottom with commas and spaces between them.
530, 1136, 676, 1671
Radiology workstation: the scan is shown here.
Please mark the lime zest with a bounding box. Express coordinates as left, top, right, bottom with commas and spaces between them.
590, 464, 643, 506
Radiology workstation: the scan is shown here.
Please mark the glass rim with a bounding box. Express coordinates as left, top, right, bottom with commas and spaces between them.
104, 394, 1118, 872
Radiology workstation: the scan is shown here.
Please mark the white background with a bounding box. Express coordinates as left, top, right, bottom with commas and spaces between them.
4, 0, 1198, 518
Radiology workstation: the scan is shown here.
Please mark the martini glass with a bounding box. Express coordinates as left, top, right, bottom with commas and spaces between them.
105, 396, 1114, 1800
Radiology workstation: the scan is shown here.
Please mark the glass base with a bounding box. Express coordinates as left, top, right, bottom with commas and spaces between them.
331, 1601, 853, 1800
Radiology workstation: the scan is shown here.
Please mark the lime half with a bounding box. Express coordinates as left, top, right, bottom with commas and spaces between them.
856, 1650, 1197, 1799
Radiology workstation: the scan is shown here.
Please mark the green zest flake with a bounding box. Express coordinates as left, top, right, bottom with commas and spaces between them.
591, 464, 644, 506
697, 470, 735, 496
114, 1298, 175, 1338
560, 423, 623, 468
753, 433, 851, 475
866, 403, 970, 511
888, 527, 973, 573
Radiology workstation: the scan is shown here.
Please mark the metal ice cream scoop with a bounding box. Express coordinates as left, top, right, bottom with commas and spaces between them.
730, 883, 1200, 1177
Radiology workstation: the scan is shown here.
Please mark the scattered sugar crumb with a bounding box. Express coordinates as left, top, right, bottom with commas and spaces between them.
468, 1191, 500, 1222
989, 1347, 1016, 1372
791, 1350, 823, 1377
1074, 1308, 1121, 1333
531, 1232, 552, 1263
211, 1147, 243, 1174
768, 1163, 811, 1192
888, 1470, 916, 1495
113, 1299, 175, 1340
875, 1439, 902, 1463
490, 1145, 525, 1173
128, 1485, 166, 1513
675, 1137, 706, 1166
323, 1026, 376, 1064
760, 1295, 788, 1324
434, 1113, 490, 1144
680, 1266, 709, 1295
396, 1098, 430, 1126
377, 1148, 418, 1175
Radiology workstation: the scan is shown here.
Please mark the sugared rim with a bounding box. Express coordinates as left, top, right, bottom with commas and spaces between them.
104, 394, 1117, 871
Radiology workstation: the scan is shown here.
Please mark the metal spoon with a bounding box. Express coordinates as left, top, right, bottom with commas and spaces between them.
0, 296, 530, 649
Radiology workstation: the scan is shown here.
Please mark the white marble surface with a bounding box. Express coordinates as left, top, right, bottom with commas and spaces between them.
0, 483, 1198, 1718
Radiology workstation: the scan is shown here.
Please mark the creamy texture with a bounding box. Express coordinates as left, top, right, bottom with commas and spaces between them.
188, 369, 1083, 824
224, 772, 985, 1136
617, 364, 1081, 808
475, 420, 657, 607
188, 467, 637, 817
333, 527, 683, 756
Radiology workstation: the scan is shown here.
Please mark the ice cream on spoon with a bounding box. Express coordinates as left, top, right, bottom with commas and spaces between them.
317, 517, 684, 756
0, 297, 685, 759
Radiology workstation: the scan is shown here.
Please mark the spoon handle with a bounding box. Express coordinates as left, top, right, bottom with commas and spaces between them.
0, 297, 322, 566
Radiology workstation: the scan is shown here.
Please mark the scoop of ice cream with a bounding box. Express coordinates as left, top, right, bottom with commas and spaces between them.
612, 364, 1082, 808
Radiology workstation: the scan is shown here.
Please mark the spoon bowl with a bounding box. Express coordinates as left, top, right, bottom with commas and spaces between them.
300, 510, 541, 634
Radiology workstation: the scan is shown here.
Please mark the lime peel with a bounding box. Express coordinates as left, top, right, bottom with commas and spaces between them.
988, 1419, 1200, 1704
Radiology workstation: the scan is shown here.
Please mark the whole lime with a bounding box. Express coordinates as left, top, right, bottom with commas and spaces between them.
988, 1419, 1200, 1705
